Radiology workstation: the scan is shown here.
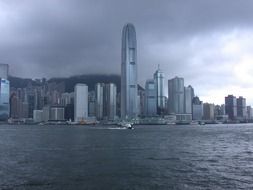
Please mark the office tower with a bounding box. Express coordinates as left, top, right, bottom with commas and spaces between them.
74, 84, 88, 122
21, 102, 29, 118
237, 96, 246, 120
246, 106, 253, 120
145, 79, 157, 116
225, 95, 237, 120
33, 110, 43, 123
105, 83, 117, 120
184, 85, 194, 114
0, 63, 9, 79
95, 83, 105, 120
50, 106, 65, 121
65, 104, 74, 121
138, 86, 145, 116
154, 66, 166, 115
42, 105, 50, 122
121, 23, 138, 119
203, 103, 215, 120
192, 96, 203, 120
88, 91, 96, 117
168, 77, 184, 114
0, 79, 10, 120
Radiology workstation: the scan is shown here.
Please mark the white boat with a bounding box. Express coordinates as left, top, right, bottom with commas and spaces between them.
118, 122, 134, 129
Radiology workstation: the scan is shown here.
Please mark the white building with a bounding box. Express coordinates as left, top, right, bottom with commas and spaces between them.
74, 84, 88, 122
33, 110, 43, 123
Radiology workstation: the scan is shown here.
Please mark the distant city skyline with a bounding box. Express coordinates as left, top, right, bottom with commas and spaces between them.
0, 0, 253, 105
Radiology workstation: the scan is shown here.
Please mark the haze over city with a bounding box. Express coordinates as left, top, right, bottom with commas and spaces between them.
0, 0, 253, 105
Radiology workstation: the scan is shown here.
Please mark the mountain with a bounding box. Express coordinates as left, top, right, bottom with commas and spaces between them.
9, 74, 121, 92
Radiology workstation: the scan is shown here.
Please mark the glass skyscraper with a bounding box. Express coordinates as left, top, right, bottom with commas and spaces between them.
121, 23, 138, 119
0, 79, 10, 120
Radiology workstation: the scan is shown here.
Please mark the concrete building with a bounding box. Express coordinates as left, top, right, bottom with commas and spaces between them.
184, 85, 194, 115
225, 95, 237, 120
121, 23, 138, 119
74, 84, 88, 122
247, 106, 253, 120
33, 110, 43, 123
137, 86, 145, 117
203, 103, 215, 120
0, 79, 10, 121
168, 77, 184, 114
145, 79, 157, 116
95, 83, 104, 120
50, 106, 65, 121
153, 66, 166, 115
42, 105, 50, 122
237, 96, 246, 121
104, 83, 117, 120
192, 96, 203, 120
88, 91, 96, 117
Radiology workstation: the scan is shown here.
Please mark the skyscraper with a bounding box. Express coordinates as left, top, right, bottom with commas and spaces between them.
74, 84, 88, 122
168, 77, 184, 114
145, 79, 157, 116
121, 23, 138, 119
225, 95, 237, 120
153, 65, 166, 115
105, 83, 117, 120
0, 79, 10, 120
95, 83, 104, 120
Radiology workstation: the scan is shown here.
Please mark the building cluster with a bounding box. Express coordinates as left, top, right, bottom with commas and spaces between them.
1, 23, 253, 124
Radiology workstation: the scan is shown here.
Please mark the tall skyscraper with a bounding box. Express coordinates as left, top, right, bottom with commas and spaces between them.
184, 85, 194, 114
153, 65, 166, 115
105, 83, 117, 120
225, 95, 237, 120
74, 84, 88, 122
145, 79, 157, 116
95, 83, 104, 120
192, 96, 203, 120
121, 23, 138, 119
168, 77, 184, 114
0, 79, 10, 120
237, 96, 246, 120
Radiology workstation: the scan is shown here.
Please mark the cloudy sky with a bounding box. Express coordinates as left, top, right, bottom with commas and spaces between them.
0, 0, 253, 105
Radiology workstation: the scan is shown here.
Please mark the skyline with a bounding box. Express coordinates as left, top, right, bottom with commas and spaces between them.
0, 0, 253, 105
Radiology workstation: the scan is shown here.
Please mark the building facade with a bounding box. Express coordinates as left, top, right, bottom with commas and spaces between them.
168, 77, 184, 114
121, 23, 138, 119
145, 79, 157, 116
74, 84, 88, 122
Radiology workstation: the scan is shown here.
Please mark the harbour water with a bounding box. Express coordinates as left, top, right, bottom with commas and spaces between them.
0, 124, 253, 189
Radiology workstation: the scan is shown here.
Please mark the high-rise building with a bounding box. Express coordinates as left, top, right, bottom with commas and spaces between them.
184, 85, 194, 114
121, 23, 138, 119
168, 77, 184, 114
237, 96, 246, 120
105, 83, 117, 120
95, 83, 105, 120
50, 106, 65, 121
0, 63, 9, 79
203, 103, 215, 120
246, 106, 253, 120
145, 79, 157, 116
74, 84, 88, 122
192, 96, 203, 120
88, 91, 96, 117
137, 85, 145, 116
225, 95, 237, 120
0, 79, 10, 120
153, 66, 166, 115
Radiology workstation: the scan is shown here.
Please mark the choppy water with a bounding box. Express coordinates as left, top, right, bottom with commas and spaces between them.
0, 124, 253, 190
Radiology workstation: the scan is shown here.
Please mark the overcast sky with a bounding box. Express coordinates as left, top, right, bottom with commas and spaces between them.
0, 0, 253, 105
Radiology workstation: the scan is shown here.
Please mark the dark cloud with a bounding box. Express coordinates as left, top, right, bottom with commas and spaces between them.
0, 0, 253, 104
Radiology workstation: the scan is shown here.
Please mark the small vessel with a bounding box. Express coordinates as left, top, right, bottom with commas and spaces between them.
118, 122, 134, 129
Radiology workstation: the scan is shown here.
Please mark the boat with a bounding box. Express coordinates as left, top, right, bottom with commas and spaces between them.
117, 121, 134, 129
